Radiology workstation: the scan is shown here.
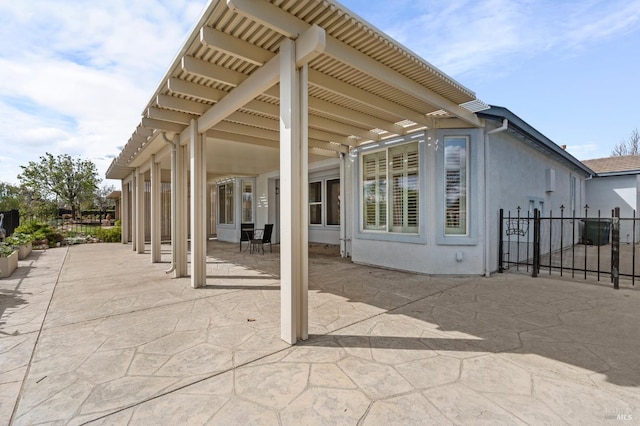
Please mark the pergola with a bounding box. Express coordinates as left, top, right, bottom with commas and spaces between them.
106, 0, 486, 344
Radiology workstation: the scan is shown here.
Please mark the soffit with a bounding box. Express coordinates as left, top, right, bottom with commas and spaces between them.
107, 0, 486, 180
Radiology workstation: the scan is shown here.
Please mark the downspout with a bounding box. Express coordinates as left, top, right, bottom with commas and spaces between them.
339, 152, 346, 257
161, 132, 177, 275
484, 118, 508, 277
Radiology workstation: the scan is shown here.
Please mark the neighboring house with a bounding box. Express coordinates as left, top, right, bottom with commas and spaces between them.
105, 0, 594, 343
583, 155, 640, 243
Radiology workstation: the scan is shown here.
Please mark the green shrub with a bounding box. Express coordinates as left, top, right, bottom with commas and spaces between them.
5, 233, 32, 247
15, 222, 58, 247
94, 226, 121, 243
0, 242, 16, 257
114, 219, 121, 227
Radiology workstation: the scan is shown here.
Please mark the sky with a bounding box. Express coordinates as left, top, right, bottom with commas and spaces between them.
0, 0, 639, 186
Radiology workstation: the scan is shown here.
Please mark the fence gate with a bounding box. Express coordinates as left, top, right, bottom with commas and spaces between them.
499, 206, 634, 289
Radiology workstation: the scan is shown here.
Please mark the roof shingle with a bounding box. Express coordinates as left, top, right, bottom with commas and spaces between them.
582, 155, 640, 173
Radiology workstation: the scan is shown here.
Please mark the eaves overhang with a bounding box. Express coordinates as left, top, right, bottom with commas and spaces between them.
478, 106, 595, 177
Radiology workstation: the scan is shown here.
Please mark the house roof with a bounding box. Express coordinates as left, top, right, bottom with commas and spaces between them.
106, 0, 487, 180
582, 155, 640, 176
477, 106, 595, 177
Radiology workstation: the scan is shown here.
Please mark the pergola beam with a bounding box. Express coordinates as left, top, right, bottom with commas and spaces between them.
308, 97, 403, 135
197, 25, 327, 134
308, 69, 430, 127
224, 110, 351, 146
200, 26, 272, 66
197, 53, 280, 133
227, 0, 481, 127
141, 117, 187, 133
324, 38, 481, 127
147, 107, 196, 125
167, 78, 226, 102
214, 120, 347, 154
206, 129, 278, 149
156, 94, 210, 115
182, 55, 248, 87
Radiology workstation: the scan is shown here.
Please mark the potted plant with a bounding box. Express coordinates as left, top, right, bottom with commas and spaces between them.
5, 233, 33, 260
0, 242, 18, 278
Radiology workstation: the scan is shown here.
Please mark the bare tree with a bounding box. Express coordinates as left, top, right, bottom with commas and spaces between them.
611, 128, 640, 156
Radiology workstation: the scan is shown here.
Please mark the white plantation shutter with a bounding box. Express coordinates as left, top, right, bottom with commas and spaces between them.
363, 151, 387, 230
444, 137, 468, 235
390, 144, 419, 233
362, 141, 418, 233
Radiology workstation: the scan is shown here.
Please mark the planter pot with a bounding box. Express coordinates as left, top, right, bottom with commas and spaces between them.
17, 242, 32, 260
0, 250, 18, 278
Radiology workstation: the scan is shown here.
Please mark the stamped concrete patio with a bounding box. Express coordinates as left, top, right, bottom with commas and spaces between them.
1, 241, 639, 425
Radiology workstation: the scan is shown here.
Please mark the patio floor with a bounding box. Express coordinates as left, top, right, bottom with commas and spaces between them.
1, 241, 639, 424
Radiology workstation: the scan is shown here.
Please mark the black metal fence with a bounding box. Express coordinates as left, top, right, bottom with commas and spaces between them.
1, 208, 117, 238
499, 206, 635, 289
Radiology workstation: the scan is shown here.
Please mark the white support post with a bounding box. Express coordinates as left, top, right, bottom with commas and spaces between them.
280, 39, 308, 344
121, 180, 130, 244
299, 64, 309, 341
175, 141, 189, 277
150, 155, 162, 263
136, 167, 145, 254
190, 121, 207, 288
131, 172, 138, 251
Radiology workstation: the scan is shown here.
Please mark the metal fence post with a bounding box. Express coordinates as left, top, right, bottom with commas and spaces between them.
498, 209, 504, 273
532, 208, 540, 278
612, 207, 620, 289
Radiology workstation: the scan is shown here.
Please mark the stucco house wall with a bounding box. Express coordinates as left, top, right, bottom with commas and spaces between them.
585, 174, 639, 242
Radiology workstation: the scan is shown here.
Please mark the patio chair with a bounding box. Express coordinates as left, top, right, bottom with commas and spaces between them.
251, 224, 273, 254
240, 223, 254, 252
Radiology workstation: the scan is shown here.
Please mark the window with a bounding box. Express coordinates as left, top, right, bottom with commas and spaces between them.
218, 182, 234, 224
309, 181, 322, 225
444, 136, 468, 235
241, 180, 253, 223
390, 144, 419, 233
326, 179, 340, 226
362, 142, 418, 233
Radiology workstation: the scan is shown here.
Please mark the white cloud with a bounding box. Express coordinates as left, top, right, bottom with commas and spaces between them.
0, 0, 208, 184
375, 0, 640, 78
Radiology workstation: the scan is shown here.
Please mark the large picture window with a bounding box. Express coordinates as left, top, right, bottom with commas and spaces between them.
218, 182, 234, 225
444, 136, 468, 235
362, 142, 418, 233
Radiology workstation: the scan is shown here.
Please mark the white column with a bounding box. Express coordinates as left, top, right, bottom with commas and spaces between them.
131, 173, 137, 251
280, 39, 308, 344
150, 155, 162, 263
190, 122, 207, 288
175, 142, 189, 277
121, 179, 130, 244
136, 167, 145, 254
299, 64, 309, 341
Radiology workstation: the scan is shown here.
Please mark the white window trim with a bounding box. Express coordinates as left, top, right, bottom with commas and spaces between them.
217, 180, 234, 225
354, 133, 427, 244
436, 129, 480, 246
309, 180, 323, 226
325, 178, 341, 227
444, 135, 469, 236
